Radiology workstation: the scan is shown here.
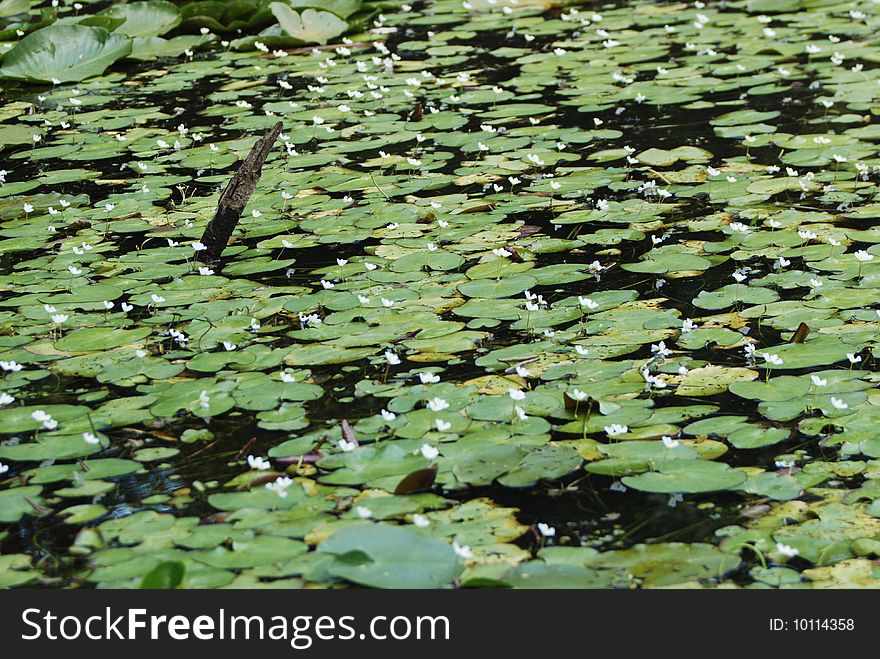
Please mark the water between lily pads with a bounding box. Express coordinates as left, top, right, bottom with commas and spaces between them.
1, 0, 876, 588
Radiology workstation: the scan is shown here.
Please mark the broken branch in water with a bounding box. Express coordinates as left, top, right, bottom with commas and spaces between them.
197, 121, 283, 264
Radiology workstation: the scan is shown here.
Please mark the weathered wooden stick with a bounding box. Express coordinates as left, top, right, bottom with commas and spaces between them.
197, 121, 283, 264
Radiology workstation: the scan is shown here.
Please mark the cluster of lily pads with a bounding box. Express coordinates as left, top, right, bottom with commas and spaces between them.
2, 0, 880, 588
0, 0, 382, 84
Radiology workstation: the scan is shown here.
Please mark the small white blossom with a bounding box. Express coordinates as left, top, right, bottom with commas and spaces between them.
247, 455, 271, 470
537, 523, 556, 537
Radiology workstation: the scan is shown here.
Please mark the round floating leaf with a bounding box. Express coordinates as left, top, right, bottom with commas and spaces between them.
102, 1, 182, 38
0, 485, 44, 523
675, 366, 757, 397
587, 543, 740, 587
457, 274, 537, 299
270, 4, 348, 45
318, 523, 460, 588
140, 560, 185, 589
0, 554, 37, 588
0, 25, 132, 83
502, 562, 605, 588
55, 327, 153, 352
289, 0, 363, 18
622, 460, 747, 493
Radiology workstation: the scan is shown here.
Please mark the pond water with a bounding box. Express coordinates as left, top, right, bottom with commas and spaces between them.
2, 0, 880, 589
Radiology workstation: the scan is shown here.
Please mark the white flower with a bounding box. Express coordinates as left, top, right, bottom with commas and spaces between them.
354, 506, 373, 519
51, 313, 69, 325
435, 419, 452, 432
509, 388, 526, 401
681, 319, 696, 333
662, 436, 680, 449
198, 390, 211, 409
646, 374, 667, 389
575, 345, 589, 356
299, 313, 321, 328
135, 349, 147, 358
855, 250, 873, 262
381, 298, 394, 308
419, 372, 440, 384
0, 393, 14, 405
381, 409, 396, 422
847, 353, 862, 364
515, 365, 530, 378
121, 303, 133, 313
570, 389, 589, 401
247, 455, 271, 470
762, 353, 783, 366
420, 443, 440, 459
68, 266, 82, 275
0, 462, 7, 474
32, 409, 52, 423
811, 375, 827, 387
0, 361, 23, 372
384, 350, 401, 365
831, 397, 848, 410
150, 294, 165, 303
412, 514, 430, 528
338, 439, 357, 452
492, 247, 512, 257
191, 242, 207, 252
222, 341, 236, 351
265, 476, 293, 497
537, 523, 556, 537
83, 432, 100, 445
605, 424, 628, 436
320, 279, 335, 289
279, 371, 296, 383
198, 267, 214, 276
578, 296, 599, 309
427, 397, 449, 412
651, 341, 672, 358
453, 542, 473, 559
776, 542, 799, 558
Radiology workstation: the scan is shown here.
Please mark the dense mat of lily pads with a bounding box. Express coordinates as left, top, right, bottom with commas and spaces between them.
3, 0, 880, 588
